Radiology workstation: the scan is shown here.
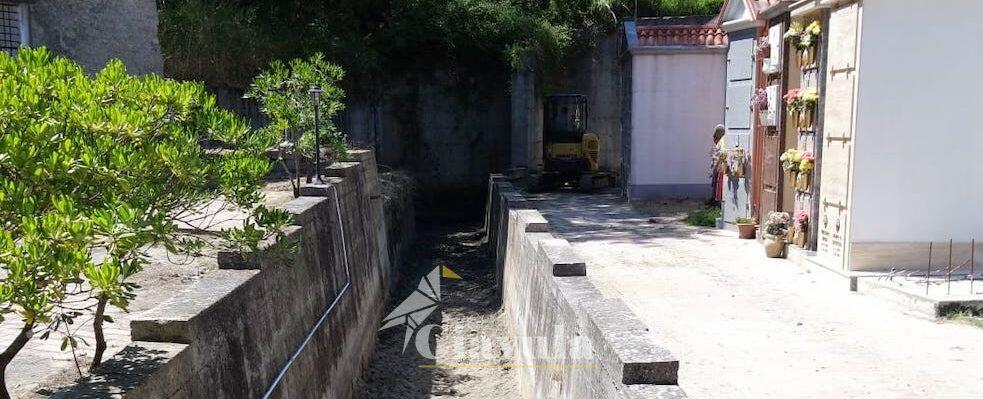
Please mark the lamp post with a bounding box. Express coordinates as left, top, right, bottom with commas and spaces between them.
309, 85, 325, 185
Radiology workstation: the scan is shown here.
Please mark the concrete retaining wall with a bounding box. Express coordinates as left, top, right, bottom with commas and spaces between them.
54, 150, 411, 398
27, 0, 163, 74
486, 177, 686, 398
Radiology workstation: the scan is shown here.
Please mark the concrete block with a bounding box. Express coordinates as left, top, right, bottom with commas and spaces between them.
130, 270, 259, 343
515, 209, 550, 232
538, 238, 587, 277
276, 196, 329, 226
51, 342, 190, 398
298, 179, 344, 197
582, 298, 678, 385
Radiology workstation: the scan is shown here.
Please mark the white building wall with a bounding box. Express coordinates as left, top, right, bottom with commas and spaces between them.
629, 50, 726, 199
850, 0, 983, 243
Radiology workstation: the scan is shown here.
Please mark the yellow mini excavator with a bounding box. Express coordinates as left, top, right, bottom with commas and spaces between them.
527, 94, 612, 192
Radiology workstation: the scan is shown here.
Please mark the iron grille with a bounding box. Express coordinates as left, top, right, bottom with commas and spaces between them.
0, 2, 21, 55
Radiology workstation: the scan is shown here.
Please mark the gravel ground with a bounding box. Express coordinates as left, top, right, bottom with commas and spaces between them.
358, 220, 517, 399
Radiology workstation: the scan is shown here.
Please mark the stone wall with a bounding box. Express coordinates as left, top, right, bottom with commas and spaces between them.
53, 150, 413, 398
342, 72, 510, 198
486, 177, 686, 398
26, 0, 163, 74
509, 33, 626, 180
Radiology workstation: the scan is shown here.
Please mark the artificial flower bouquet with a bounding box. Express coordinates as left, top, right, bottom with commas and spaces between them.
780, 148, 801, 174
795, 152, 815, 191
793, 210, 809, 247
729, 146, 747, 178
783, 87, 818, 129
785, 21, 822, 66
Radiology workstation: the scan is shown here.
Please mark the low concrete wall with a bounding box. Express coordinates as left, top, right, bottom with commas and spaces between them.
487, 178, 686, 398
54, 150, 412, 398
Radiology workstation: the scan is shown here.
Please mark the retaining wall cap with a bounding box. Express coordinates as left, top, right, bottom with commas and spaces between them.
515, 209, 549, 232
51, 341, 190, 398
537, 238, 587, 277
130, 269, 260, 343
325, 162, 361, 179
217, 225, 302, 270
619, 384, 688, 399
299, 179, 345, 197
276, 196, 329, 226
582, 298, 679, 385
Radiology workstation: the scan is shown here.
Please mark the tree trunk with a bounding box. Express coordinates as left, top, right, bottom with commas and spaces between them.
90, 296, 108, 371
0, 323, 34, 399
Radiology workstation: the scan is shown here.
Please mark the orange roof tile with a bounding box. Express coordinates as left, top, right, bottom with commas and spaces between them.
636, 25, 728, 47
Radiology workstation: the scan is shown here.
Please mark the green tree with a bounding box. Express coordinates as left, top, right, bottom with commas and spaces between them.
247, 53, 349, 196
158, 0, 724, 89
0, 48, 290, 397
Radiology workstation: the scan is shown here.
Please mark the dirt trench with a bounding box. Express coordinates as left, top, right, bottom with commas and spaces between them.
357, 218, 518, 398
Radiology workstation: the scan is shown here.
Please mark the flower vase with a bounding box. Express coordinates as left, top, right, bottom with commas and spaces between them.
796, 171, 810, 192
794, 230, 808, 247
799, 108, 812, 130
764, 235, 786, 258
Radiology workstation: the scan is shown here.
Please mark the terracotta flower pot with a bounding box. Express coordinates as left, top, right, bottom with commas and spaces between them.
737, 223, 756, 239
764, 235, 786, 258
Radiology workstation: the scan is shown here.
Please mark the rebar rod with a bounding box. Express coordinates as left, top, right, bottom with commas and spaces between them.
927, 242, 933, 295
947, 239, 953, 295
971, 239, 976, 294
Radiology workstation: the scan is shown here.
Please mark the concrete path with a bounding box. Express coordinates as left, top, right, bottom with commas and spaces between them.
532, 192, 983, 399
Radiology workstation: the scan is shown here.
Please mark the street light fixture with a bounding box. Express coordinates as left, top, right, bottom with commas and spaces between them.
309, 85, 325, 185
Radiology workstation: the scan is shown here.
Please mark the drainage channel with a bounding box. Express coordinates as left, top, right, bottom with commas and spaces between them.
357, 218, 517, 398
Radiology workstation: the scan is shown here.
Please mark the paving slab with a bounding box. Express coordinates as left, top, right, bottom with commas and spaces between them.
531, 191, 983, 399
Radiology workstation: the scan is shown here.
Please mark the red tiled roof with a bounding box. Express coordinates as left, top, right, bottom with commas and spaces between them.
636, 25, 728, 47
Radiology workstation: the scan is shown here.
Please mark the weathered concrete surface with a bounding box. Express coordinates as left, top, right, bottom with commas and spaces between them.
27, 0, 163, 74
342, 73, 509, 196
533, 192, 983, 399
52, 342, 190, 398
55, 151, 412, 398
489, 178, 685, 398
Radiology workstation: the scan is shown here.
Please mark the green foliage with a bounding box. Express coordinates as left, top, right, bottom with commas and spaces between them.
684, 207, 721, 227
158, 0, 724, 89
0, 48, 291, 374
247, 53, 349, 164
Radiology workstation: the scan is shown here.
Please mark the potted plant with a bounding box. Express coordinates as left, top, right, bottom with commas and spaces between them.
793, 211, 809, 247
763, 212, 790, 258
736, 216, 757, 239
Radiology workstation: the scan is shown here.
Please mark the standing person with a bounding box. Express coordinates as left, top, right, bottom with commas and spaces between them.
709, 125, 726, 205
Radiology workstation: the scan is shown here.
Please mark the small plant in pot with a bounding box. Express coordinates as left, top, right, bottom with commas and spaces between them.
735, 216, 757, 239
763, 212, 790, 258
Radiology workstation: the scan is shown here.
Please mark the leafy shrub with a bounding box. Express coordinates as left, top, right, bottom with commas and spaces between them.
158, 0, 725, 88
684, 207, 721, 227
247, 53, 350, 195
0, 48, 290, 393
